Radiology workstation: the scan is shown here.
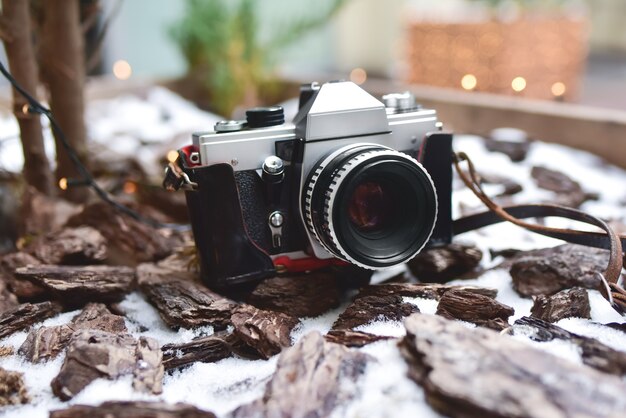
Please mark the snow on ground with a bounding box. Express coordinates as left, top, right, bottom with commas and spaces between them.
1, 88, 626, 417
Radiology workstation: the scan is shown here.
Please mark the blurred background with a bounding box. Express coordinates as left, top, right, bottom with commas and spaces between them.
91, 0, 626, 112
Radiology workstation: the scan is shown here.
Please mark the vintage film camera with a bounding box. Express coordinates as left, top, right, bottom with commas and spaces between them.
166, 81, 453, 289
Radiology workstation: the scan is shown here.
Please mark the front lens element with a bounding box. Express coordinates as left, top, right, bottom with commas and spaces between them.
348, 181, 393, 233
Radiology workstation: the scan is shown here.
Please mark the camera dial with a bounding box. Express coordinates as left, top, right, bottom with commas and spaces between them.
303, 144, 438, 269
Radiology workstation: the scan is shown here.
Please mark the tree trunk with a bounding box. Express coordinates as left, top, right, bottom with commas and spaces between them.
40, 0, 89, 202
0, 0, 53, 195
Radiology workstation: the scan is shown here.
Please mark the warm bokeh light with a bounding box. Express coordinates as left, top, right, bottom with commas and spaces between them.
166, 150, 179, 163
511, 76, 527, 92
21, 104, 30, 115
551, 82, 566, 97
123, 181, 137, 194
113, 60, 132, 80
58, 177, 68, 191
350, 68, 367, 85
461, 74, 477, 90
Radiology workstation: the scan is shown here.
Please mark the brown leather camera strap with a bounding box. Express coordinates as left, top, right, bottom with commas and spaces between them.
452, 152, 626, 315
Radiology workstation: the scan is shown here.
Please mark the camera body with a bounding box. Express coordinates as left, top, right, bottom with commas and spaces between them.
173, 81, 453, 289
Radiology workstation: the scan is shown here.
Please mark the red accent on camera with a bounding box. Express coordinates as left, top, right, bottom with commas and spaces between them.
180, 145, 199, 166
273, 255, 348, 273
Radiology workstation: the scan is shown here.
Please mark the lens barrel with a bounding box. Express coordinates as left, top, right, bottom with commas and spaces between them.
303, 145, 438, 269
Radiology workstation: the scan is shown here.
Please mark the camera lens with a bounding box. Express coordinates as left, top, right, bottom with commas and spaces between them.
303, 145, 437, 269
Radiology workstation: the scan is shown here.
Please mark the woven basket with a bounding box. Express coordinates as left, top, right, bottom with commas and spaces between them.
404, 17, 589, 101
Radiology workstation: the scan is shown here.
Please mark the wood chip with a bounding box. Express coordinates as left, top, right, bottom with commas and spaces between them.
50, 401, 216, 418
510, 244, 609, 296
400, 313, 626, 418
325, 329, 392, 347
139, 275, 237, 330
0, 301, 62, 339
162, 334, 233, 370
51, 329, 163, 400
231, 304, 299, 359
531, 287, 591, 322
0, 273, 18, 314
133, 337, 164, 395
0, 367, 29, 406
514, 316, 626, 376
436, 288, 514, 330
19, 303, 128, 363
26, 226, 107, 265
406, 243, 483, 282
232, 332, 370, 418
14, 265, 135, 306
483, 136, 530, 162
0, 252, 46, 301
332, 294, 418, 330
0, 346, 14, 357
531, 166, 596, 208
358, 282, 498, 300
247, 272, 340, 317
66, 201, 183, 265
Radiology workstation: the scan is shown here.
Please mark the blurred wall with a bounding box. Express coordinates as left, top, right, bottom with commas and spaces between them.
586, 0, 626, 52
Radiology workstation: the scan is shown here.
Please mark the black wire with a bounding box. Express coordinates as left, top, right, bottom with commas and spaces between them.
0, 60, 190, 231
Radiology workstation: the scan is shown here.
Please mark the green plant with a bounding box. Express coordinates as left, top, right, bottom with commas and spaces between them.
171, 0, 346, 116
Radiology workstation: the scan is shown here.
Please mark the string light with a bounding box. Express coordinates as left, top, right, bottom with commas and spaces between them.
349, 68, 367, 85
113, 60, 132, 80
551, 82, 566, 97
123, 181, 137, 194
461, 74, 477, 91
511, 76, 526, 93
58, 177, 68, 191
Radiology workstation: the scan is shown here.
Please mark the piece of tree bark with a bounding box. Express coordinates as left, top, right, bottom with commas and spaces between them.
0, 367, 29, 406
510, 244, 609, 296
436, 288, 514, 331
479, 171, 523, 197
247, 272, 340, 317
531, 166, 597, 208
26, 227, 107, 265
513, 316, 626, 376
51, 329, 163, 400
400, 313, 626, 418
230, 304, 299, 359
0, 301, 62, 339
0, 273, 18, 314
483, 136, 530, 162
325, 329, 392, 347
67, 201, 183, 265
232, 331, 371, 418
50, 401, 217, 418
406, 243, 483, 282
18, 187, 81, 238
19, 303, 127, 362
19, 325, 74, 363
40, 0, 88, 202
0, 0, 53, 195
530, 287, 591, 322
51, 330, 136, 400
133, 337, 164, 395
162, 334, 233, 370
332, 294, 419, 330
358, 282, 498, 300
139, 275, 237, 330
0, 252, 46, 301
14, 265, 135, 306
0, 346, 14, 357
136, 248, 199, 285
